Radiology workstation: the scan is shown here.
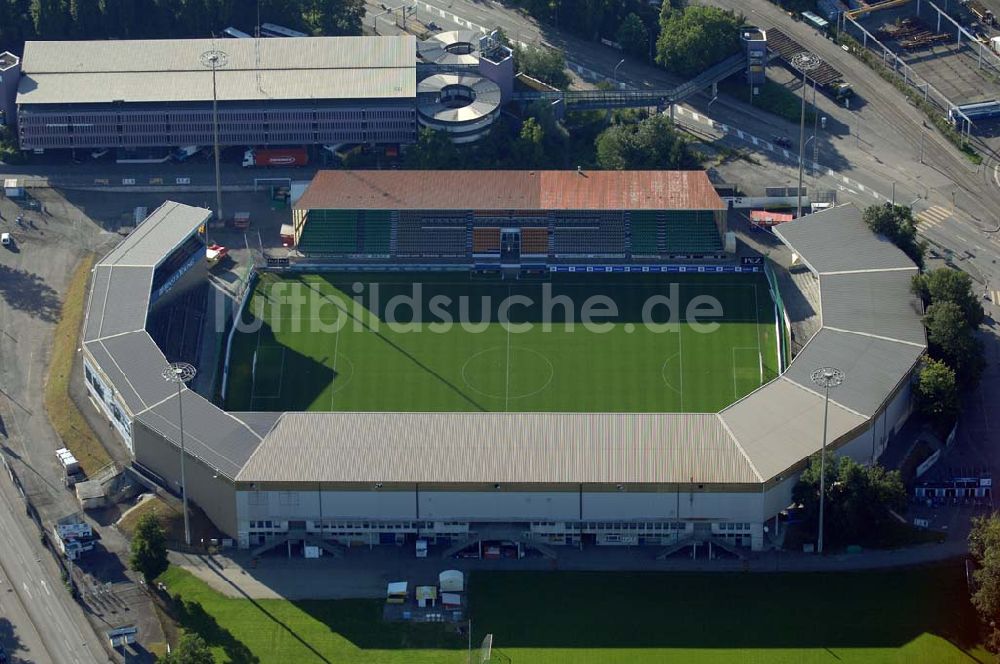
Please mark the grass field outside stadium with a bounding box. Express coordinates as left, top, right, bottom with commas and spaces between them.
159, 564, 987, 663
224, 272, 780, 413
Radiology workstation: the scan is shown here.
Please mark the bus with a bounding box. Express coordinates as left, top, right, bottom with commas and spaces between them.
260, 22, 307, 38
222, 27, 253, 39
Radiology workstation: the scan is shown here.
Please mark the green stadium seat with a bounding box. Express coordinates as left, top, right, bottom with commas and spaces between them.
362, 211, 392, 254
297, 209, 359, 255
663, 211, 722, 254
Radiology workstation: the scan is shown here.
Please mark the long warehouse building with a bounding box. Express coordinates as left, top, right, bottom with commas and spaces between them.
82, 199, 925, 554
14, 36, 418, 150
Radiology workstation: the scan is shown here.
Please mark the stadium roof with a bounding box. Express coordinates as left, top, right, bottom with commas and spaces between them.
83, 201, 925, 488
294, 170, 727, 212
237, 412, 758, 484
82, 201, 266, 479
17, 36, 416, 105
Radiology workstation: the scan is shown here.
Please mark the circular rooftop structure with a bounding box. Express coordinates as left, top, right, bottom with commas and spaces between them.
417, 30, 481, 66
416, 73, 502, 143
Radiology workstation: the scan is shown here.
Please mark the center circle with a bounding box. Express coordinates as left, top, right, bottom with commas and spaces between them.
461, 346, 554, 400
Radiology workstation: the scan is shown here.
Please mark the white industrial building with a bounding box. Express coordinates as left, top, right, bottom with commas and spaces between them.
82, 202, 924, 554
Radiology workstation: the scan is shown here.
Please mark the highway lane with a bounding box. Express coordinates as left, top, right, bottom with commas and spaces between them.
0, 552, 52, 664
0, 464, 106, 664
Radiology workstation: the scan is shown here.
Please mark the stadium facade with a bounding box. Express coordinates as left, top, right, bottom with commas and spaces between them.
83, 184, 924, 555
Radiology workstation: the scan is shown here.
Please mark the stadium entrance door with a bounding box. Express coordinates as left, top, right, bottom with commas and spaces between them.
500, 228, 520, 265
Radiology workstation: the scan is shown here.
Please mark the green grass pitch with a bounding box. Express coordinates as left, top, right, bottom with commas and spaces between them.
224, 271, 780, 413
159, 565, 986, 663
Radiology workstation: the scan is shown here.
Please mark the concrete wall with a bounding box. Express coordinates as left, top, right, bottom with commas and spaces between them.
583, 489, 764, 522
133, 420, 238, 536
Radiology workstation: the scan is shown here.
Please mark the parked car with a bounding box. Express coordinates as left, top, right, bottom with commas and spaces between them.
772, 135, 793, 149
1, 232, 12, 248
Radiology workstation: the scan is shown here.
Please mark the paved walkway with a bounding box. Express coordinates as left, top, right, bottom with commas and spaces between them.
173, 531, 972, 601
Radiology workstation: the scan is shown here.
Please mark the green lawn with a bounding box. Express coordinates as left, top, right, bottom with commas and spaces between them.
159, 565, 987, 664
224, 271, 779, 413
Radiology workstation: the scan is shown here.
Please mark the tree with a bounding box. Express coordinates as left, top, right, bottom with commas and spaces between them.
129, 512, 168, 582
159, 633, 214, 664
862, 203, 925, 267
913, 268, 984, 328
792, 453, 907, 547
31, 0, 70, 39
616, 12, 649, 59
596, 113, 699, 170
655, 5, 742, 77
914, 357, 959, 425
924, 300, 985, 384
303, 0, 364, 36
970, 513, 1000, 652
403, 127, 461, 169
514, 44, 571, 89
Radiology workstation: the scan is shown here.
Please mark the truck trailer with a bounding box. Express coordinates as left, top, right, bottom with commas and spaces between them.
242, 147, 309, 168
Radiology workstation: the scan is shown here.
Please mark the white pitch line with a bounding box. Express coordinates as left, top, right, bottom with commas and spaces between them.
504, 286, 512, 412
329, 315, 342, 411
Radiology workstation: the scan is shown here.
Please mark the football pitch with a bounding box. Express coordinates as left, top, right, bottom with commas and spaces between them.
224, 271, 780, 413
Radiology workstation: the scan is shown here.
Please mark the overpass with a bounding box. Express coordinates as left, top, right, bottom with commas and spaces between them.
511, 52, 750, 111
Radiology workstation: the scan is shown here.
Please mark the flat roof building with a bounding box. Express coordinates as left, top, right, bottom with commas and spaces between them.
16, 36, 417, 150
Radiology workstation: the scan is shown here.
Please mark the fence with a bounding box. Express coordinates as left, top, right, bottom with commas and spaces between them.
763, 260, 792, 372
840, 13, 964, 124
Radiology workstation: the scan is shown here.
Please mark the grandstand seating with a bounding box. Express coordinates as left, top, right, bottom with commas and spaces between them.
397, 213, 468, 257
663, 211, 722, 254
629, 211, 660, 255
551, 213, 626, 255
147, 284, 207, 364
521, 227, 549, 255
297, 209, 359, 254
362, 211, 392, 254
472, 227, 501, 253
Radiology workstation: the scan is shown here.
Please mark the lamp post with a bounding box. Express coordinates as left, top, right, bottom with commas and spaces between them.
791, 52, 821, 219
810, 366, 844, 555
613, 58, 626, 87
200, 49, 228, 230
162, 362, 197, 546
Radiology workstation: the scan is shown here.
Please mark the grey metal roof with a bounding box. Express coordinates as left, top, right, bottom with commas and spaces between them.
417, 74, 501, 124
86, 266, 152, 339
228, 412, 282, 439
720, 378, 868, 480
417, 31, 482, 66
99, 332, 177, 408
237, 412, 759, 484
783, 329, 925, 417
100, 202, 211, 268
18, 36, 416, 105
819, 271, 926, 345
774, 205, 916, 274
83, 265, 113, 343
83, 200, 266, 478
137, 391, 264, 479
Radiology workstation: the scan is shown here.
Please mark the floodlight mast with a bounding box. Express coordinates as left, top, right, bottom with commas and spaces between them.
810, 366, 844, 555
791, 52, 821, 220
162, 362, 197, 546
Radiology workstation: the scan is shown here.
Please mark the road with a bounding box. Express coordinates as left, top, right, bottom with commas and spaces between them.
0, 466, 106, 664
0, 551, 51, 664
0, 191, 113, 661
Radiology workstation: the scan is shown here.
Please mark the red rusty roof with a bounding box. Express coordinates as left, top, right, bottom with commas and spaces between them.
295, 170, 726, 212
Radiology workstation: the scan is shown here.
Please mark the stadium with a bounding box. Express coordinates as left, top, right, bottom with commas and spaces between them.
81, 171, 926, 555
